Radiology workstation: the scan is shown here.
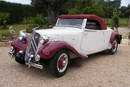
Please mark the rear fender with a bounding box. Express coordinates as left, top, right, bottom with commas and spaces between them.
110, 32, 122, 44
38, 41, 87, 59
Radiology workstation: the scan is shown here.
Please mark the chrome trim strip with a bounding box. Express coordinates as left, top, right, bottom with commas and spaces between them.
31, 41, 36, 52
32, 37, 38, 49
25, 31, 41, 62
25, 35, 32, 61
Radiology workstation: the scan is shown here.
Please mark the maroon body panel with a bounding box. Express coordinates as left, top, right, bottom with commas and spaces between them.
38, 41, 87, 59
11, 36, 31, 54
110, 32, 122, 44
58, 14, 107, 30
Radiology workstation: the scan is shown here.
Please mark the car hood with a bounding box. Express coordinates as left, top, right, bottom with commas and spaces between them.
35, 27, 82, 41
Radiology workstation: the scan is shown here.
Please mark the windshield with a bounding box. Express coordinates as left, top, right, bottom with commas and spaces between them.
56, 18, 84, 28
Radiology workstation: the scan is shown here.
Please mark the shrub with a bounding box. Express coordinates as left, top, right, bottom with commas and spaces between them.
23, 18, 34, 33
0, 31, 13, 41
0, 12, 10, 29
0, 1, 37, 24
26, 24, 35, 33
31, 14, 46, 27
110, 10, 120, 29
24, 14, 46, 33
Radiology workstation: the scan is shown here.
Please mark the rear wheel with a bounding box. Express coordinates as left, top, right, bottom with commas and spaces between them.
108, 39, 118, 54
49, 50, 70, 77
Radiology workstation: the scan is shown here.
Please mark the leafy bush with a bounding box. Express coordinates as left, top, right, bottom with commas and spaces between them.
0, 1, 37, 24
0, 12, 10, 28
24, 14, 46, 33
26, 24, 35, 33
31, 14, 46, 27
0, 31, 13, 41
110, 10, 120, 29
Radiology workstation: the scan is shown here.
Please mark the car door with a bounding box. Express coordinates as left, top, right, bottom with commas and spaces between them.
80, 20, 106, 55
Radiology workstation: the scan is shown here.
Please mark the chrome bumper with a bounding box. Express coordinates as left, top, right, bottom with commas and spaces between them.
8, 51, 14, 57
26, 62, 43, 69
25, 53, 43, 70
9, 46, 43, 70
8, 48, 15, 58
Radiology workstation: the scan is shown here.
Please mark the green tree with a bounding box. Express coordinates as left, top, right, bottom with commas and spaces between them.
32, 0, 72, 25
110, 10, 120, 31
68, 0, 104, 17
31, 14, 46, 27
0, 1, 37, 24
102, 0, 121, 18
0, 12, 10, 28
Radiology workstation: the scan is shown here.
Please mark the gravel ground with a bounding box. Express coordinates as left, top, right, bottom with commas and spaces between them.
0, 28, 130, 87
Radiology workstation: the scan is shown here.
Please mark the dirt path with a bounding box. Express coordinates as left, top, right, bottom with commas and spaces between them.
0, 28, 130, 87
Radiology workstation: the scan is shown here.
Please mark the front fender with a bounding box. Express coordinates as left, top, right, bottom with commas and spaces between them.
38, 41, 86, 59
11, 35, 31, 53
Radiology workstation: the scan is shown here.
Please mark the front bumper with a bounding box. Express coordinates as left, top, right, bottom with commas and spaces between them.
8, 46, 43, 70
26, 62, 43, 69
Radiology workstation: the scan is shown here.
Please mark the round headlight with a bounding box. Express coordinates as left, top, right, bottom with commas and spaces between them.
35, 55, 40, 62
18, 36, 23, 41
19, 31, 26, 42
19, 50, 24, 54
10, 46, 14, 51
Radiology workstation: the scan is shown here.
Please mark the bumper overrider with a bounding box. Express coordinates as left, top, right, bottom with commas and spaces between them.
25, 53, 43, 69
9, 46, 43, 69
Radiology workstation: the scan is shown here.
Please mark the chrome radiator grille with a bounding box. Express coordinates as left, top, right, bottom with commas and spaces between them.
25, 32, 40, 62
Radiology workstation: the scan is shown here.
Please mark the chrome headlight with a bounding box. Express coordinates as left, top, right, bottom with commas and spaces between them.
10, 46, 14, 51
35, 55, 40, 62
18, 36, 24, 41
18, 31, 26, 42
39, 35, 49, 44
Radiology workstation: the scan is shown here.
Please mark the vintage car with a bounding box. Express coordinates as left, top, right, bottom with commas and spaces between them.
9, 15, 122, 77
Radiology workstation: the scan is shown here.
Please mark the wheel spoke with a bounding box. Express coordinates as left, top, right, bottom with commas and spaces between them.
57, 53, 68, 73
112, 40, 117, 52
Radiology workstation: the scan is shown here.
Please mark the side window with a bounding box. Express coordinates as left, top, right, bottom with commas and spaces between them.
85, 20, 101, 30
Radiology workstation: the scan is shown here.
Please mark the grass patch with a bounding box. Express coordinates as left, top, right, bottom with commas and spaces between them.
104, 18, 128, 27
0, 42, 10, 47
119, 18, 128, 27
0, 24, 48, 41
0, 24, 26, 41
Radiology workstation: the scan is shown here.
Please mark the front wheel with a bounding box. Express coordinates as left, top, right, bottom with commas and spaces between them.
15, 53, 25, 64
108, 39, 118, 54
49, 50, 70, 77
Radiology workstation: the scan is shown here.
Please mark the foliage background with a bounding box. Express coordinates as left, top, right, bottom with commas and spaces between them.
0, 1, 37, 24
0, 0, 129, 41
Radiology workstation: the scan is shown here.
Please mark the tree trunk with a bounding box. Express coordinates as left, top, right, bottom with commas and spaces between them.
47, 6, 57, 25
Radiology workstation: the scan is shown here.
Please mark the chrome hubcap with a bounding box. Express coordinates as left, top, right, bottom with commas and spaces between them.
112, 40, 118, 52
57, 53, 68, 73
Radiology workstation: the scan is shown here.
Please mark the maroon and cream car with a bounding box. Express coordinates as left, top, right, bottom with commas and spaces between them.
9, 15, 122, 77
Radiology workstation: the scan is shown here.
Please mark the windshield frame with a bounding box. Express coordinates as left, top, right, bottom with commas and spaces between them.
56, 18, 84, 29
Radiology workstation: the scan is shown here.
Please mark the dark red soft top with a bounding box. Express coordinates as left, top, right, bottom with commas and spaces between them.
58, 14, 107, 30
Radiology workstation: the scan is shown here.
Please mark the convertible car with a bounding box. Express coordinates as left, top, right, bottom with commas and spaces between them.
9, 14, 122, 77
